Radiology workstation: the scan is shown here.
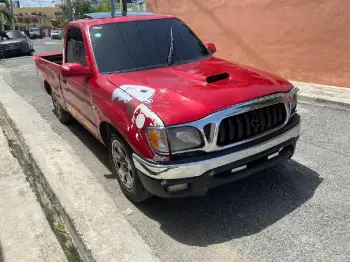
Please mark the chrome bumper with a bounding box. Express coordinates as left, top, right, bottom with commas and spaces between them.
133, 123, 300, 180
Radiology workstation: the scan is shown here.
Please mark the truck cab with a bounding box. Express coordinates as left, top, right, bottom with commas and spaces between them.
34, 12, 300, 202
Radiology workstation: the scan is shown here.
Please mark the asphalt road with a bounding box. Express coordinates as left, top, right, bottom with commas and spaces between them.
0, 38, 349, 262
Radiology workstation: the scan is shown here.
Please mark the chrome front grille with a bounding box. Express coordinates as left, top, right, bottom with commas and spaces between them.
168, 88, 298, 154
217, 103, 287, 146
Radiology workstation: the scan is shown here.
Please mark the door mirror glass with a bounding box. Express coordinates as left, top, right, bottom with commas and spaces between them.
61, 63, 90, 77
206, 43, 217, 54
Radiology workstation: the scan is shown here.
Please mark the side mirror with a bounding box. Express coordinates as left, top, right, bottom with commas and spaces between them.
206, 43, 217, 54
61, 63, 91, 77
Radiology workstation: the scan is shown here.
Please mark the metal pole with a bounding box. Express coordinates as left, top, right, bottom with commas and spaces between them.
110, 0, 115, 18
9, 0, 15, 29
121, 0, 127, 16
66, 0, 73, 21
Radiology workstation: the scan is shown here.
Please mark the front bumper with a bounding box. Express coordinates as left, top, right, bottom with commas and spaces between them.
133, 114, 300, 198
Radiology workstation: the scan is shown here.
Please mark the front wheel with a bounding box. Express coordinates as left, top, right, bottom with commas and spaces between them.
52, 93, 72, 124
108, 132, 152, 203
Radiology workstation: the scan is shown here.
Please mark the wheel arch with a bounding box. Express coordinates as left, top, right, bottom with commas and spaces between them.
43, 80, 52, 95
99, 121, 123, 147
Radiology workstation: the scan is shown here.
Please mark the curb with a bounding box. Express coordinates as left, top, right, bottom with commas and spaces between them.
297, 95, 350, 111
0, 76, 159, 262
290, 80, 350, 111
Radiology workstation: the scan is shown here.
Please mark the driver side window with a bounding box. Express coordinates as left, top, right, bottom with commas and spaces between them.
66, 27, 86, 67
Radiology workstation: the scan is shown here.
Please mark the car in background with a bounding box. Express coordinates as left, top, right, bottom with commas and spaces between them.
28, 27, 42, 39
0, 30, 34, 58
51, 30, 64, 39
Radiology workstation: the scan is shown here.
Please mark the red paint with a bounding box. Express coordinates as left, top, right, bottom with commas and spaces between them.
34, 15, 294, 160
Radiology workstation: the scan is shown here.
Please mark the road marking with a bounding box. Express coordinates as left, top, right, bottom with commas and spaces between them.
44, 41, 63, 45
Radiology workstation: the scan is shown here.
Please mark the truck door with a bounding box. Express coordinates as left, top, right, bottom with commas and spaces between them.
61, 26, 98, 136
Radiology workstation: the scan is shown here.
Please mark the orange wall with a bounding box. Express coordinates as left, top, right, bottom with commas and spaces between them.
147, 0, 350, 87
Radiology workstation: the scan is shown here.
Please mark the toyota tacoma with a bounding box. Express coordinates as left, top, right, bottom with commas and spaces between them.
34, 12, 300, 202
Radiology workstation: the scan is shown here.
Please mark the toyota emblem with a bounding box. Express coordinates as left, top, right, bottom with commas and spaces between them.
251, 115, 262, 128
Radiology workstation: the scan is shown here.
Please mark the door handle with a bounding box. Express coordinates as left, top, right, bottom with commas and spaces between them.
61, 77, 67, 83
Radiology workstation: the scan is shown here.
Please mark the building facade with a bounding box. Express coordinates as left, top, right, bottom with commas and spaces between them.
147, 0, 350, 87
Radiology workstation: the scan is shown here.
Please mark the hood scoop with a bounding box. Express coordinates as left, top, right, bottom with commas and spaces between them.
170, 69, 237, 86
206, 72, 230, 83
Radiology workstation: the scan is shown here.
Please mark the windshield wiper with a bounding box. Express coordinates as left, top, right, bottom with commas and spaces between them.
167, 27, 174, 64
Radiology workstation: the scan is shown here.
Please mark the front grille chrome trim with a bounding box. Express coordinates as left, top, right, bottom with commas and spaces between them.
169, 87, 298, 154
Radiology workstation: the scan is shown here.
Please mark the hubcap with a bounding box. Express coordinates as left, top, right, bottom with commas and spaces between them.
111, 140, 134, 189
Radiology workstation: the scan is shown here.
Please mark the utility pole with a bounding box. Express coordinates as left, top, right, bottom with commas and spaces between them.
121, 0, 127, 16
66, 0, 73, 21
9, 0, 15, 29
110, 0, 115, 17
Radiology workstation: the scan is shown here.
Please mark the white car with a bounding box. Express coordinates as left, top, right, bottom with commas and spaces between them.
51, 30, 63, 39
28, 27, 42, 39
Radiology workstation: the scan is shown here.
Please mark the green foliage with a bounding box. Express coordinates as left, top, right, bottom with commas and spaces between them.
59, 0, 128, 22
94, 0, 110, 12
72, 0, 95, 19
0, 0, 12, 30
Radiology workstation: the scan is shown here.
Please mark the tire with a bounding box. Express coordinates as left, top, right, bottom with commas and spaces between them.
108, 131, 152, 203
52, 93, 72, 124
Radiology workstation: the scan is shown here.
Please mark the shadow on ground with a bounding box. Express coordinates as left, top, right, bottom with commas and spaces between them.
0, 241, 4, 262
65, 118, 322, 247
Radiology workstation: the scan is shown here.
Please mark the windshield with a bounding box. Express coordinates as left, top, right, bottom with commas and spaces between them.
5, 31, 26, 39
29, 28, 39, 32
89, 18, 210, 74
52, 30, 59, 33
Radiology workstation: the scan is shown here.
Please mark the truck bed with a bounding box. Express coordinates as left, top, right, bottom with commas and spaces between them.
38, 53, 63, 65
34, 52, 63, 94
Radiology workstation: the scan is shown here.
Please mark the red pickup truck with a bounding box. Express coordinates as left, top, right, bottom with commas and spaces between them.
34, 12, 300, 202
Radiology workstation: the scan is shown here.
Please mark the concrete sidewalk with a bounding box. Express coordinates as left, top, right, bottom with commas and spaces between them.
0, 127, 67, 262
291, 81, 350, 110
0, 75, 159, 261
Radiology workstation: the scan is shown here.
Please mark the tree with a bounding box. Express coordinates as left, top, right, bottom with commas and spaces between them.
72, 0, 94, 19
0, 0, 12, 31
95, 0, 127, 14
94, 0, 110, 12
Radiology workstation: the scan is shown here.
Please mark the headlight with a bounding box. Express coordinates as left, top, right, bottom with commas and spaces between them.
146, 128, 169, 154
167, 127, 202, 152
146, 126, 203, 154
290, 89, 298, 112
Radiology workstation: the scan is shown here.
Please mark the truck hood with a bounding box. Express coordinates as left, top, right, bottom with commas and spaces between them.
107, 57, 293, 126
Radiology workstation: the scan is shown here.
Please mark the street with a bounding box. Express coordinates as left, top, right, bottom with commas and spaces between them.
0, 38, 349, 261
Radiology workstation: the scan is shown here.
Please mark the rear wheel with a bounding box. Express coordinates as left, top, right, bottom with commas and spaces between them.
52, 93, 72, 124
108, 132, 152, 203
